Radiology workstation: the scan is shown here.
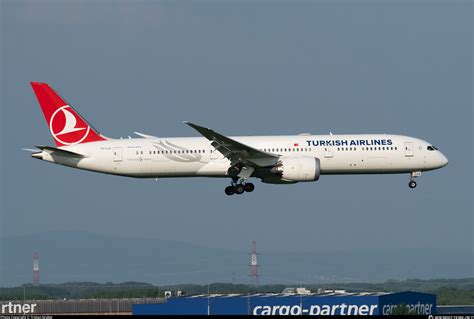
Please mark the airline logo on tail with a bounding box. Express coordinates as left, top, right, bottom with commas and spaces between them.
31, 82, 106, 146
49, 105, 90, 145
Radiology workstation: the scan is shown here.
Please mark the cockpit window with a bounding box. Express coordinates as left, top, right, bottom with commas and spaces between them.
427, 146, 438, 151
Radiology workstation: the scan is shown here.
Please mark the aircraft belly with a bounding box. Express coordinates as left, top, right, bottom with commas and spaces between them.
196, 160, 230, 177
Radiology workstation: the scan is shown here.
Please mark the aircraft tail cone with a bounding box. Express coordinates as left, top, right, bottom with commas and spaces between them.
31, 152, 43, 160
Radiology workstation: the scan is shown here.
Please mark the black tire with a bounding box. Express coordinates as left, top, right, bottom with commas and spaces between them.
244, 183, 255, 192
409, 181, 417, 189
235, 184, 245, 194
225, 186, 235, 195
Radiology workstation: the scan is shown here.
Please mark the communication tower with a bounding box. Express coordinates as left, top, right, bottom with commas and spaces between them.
249, 241, 260, 285
33, 252, 40, 285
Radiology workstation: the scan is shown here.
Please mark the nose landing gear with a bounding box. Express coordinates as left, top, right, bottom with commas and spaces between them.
224, 178, 255, 196
408, 171, 421, 189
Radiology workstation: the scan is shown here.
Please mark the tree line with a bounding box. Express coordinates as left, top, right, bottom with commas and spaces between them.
1, 278, 473, 305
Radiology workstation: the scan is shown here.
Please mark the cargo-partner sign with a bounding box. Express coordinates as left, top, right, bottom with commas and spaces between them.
132, 291, 436, 315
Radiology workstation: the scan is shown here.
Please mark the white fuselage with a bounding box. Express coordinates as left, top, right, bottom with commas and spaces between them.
36, 134, 448, 180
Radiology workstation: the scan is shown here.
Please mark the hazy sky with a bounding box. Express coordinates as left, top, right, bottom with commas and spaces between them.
1, 0, 472, 285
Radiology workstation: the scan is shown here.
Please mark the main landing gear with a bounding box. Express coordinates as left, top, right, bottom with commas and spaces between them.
225, 178, 255, 196
408, 171, 421, 189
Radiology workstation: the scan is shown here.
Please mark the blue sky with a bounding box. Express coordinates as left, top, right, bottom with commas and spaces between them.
1, 0, 472, 285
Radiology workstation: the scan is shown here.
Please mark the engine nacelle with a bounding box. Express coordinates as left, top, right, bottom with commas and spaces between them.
270, 156, 320, 182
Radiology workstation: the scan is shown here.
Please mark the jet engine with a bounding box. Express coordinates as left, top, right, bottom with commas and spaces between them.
269, 156, 320, 182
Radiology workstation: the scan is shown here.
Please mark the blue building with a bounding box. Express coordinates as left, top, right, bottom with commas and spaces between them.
132, 291, 436, 315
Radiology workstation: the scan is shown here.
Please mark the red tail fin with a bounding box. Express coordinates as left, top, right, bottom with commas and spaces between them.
30, 82, 106, 146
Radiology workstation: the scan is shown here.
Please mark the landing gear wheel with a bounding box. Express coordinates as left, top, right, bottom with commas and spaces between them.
409, 181, 417, 189
244, 183, 255, 192
235, 184, 245, 194
225, 186, 235, 196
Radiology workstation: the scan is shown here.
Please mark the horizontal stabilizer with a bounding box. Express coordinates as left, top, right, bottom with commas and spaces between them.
134, 132, 158, 138
22, 148, 39, 152
34, 145, 87, 158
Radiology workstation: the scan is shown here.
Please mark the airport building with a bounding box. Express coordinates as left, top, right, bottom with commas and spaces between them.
132, 291, 436, 316
2, 293, 471, 315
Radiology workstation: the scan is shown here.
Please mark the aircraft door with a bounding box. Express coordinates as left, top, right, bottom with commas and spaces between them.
404, 142, 414, 157
113, 147, 123, 162
324, 146, 333, 158
210, 145, 223, 160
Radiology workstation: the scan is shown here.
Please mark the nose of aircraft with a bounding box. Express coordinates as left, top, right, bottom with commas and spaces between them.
439, 152, 448, 168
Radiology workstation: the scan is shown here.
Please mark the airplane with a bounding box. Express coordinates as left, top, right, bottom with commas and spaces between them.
27, 82, 448, 195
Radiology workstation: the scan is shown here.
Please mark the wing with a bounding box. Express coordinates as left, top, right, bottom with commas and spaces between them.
184, 122, 278, 167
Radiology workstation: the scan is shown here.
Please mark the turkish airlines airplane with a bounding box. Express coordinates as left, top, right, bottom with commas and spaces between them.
28, 82, 448, 195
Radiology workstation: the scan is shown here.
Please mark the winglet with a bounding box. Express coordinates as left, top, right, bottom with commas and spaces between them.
183, 121, 214, 136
